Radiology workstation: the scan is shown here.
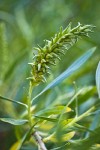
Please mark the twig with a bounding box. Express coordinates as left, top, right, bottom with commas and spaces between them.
33, 131, 48, 150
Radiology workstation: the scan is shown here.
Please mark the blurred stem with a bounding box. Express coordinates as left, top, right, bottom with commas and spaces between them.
27, 81, 33, 127
33, 131, 47, 150
75, 97, 78, 117
73, 81, 78, 117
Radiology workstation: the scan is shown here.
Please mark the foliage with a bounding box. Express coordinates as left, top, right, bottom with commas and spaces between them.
0, 0, 100, 150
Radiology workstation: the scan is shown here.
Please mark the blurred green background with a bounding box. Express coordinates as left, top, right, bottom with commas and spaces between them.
0, 0, 100, 149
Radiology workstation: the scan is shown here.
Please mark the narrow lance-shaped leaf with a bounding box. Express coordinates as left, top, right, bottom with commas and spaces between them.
32, 47, 96, 104
96, 61, 100, 98
0, 118, 28, 125
0, 95, 27, 108
34, 115, 57, 122
35, 106, 71, 116
44, 131, 75, 143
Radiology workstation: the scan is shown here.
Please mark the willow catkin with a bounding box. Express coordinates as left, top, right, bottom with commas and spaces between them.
28, 22, 95, 86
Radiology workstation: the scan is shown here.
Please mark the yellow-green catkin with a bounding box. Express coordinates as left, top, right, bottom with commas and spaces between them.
28, 22, 95, 86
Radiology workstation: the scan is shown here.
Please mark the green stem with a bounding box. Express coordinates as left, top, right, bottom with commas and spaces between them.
27, 81, 33, 127
27, 82, 48, 149
73, 81, 78, 117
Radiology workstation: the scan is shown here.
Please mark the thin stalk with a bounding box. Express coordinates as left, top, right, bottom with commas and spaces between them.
73, 81, 78, 117
75, 97, 78, 117
27, 81, 33, 127
27, 82, 48, 149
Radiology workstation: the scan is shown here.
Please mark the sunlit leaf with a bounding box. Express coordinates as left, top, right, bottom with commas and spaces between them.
44, 131, 75, 143
61, 131, 75, 141
32, 47, 96, 104
61, 119, 74, 127
96, 61, 100, 98
38, 122, 54, 131
0, 118, 28, 125
10, 141, 21, 150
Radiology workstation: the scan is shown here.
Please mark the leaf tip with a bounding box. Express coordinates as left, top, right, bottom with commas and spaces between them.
91, 46, 96, 53
96, 61, 100, 99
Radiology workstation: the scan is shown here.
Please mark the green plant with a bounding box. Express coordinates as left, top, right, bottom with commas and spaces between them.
0, 22, 99, 150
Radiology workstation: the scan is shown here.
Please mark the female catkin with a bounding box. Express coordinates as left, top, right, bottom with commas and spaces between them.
28, 23, 94, 86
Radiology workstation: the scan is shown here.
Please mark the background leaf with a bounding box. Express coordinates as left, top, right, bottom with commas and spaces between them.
96, 61, 100, 98
0, 118, 28, 125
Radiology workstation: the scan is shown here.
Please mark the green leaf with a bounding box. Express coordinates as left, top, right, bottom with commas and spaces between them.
0, 118, 28, 125
50, 143, 69, 150
74, 123, 95, 133
35, 106, 71, 116
96, 61, 100, 98
44, 131, 75, 143
34, 115, 57, 122
32, 47, 96, 104
10, 141, 21, 150
61, 131, 75, 142
0, 95, 27, 108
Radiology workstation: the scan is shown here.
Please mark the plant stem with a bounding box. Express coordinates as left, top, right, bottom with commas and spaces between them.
73, 81, 78, 117
33, 131, 47, 150
27, 81, 33, 127
27, 82, 47, 149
